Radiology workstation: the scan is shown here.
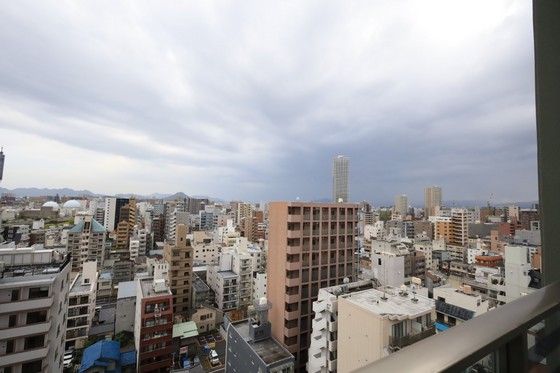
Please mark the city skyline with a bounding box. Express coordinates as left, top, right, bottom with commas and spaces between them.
0, 1, 538, 205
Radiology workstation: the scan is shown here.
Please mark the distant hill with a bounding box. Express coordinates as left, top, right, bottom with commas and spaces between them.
0, 187, 98, 198
0, 187, 224, 203
163, 192, 189, 200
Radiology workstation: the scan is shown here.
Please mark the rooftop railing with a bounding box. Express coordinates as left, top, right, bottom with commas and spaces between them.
355, 281, 560, 373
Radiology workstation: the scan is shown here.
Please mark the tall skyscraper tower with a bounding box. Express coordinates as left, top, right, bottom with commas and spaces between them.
332, 155, 350, 203
424, 186, 443, 217
395, 194, 408, 217
0, 147, 5, 181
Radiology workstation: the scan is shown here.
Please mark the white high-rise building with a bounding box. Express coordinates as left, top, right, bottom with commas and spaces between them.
395, 194, 408, 217
333, 155, 350, 203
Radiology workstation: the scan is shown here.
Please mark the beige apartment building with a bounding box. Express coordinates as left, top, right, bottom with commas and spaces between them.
67, 215, 106, 273
336, 287, 436, 372
163, 224, 193, 316
268, 202, 358, 372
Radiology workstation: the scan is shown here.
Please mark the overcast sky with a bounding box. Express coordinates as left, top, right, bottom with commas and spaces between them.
0, 1, 537, 205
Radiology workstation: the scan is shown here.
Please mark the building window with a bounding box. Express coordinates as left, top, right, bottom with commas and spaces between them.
22, 360, 43, 372
6, 340, 14, 354
24, 335, 45, 350
9, 315, 17, 327
27, 310, 48, 324
11, 290, 20, 301
29, 287, 49, 299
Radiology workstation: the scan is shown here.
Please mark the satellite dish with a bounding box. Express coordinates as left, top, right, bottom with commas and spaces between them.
343, 277, 350, 284
338, 198, 343, 203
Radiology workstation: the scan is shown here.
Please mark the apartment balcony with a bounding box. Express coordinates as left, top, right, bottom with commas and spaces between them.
0, 317, 52, 340
328, 359, 337, 372
313, 317, 327, 332
285, 293, 299, 303
287, 214, 302, 223
286, 277, 300, 287
389, 326, 436, 350
67, 317, 89, 329
287, 230, 302, 239
328, 321, 337, 332
139, 357, 172, 373
140, 346, 173, 360
359, 281, 560, 373
286, 246, 301, 255
328, 340, 338, 352
284, 309, 299, 320
0, 297, 53, 314
66, 328, 88, 340
313, 301, 326, 313
0, 342, 50, 367
285, 325, 299, 338
286, 261, 302, 271
69, 296, 90, 306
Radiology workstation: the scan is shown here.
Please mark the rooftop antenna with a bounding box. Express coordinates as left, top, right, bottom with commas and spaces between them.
411, 285, 418, 302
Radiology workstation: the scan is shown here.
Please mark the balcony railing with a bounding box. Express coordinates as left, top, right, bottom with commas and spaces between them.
389, 326, 436, 350
357, 281, 560, 373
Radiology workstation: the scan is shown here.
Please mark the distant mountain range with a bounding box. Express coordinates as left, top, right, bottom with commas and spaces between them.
0, 187, 98, 198
0, 187, 221, 202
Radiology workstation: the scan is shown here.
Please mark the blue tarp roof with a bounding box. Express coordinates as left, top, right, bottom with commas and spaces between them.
79, 340, 121, 373
120, 350, 137, 367
435, 322, 450, 331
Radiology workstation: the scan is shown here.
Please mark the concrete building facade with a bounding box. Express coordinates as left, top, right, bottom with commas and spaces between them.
267, 202, 358, 371
67, 215, 107, 273
336, 287, 435, 372
134, 278, 174, 373
332, 156, 350, 203
0, 247, 71, 373
163, 224, 193, 316
66, 260, 98, 350
394, 195, 408, 217
424, 186, 442, 217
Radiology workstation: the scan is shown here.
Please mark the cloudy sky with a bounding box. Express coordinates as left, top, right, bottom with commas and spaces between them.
0, 1, 537, 205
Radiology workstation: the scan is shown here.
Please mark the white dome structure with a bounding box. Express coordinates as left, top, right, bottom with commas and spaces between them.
42, 201, 59, 210
63, 200, 82, 209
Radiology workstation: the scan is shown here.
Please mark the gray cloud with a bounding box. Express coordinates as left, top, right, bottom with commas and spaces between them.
0, 1, 538, 205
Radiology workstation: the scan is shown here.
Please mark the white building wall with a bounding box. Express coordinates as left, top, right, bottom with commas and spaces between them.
504, 245, 533, 303
252, 272, 267, 303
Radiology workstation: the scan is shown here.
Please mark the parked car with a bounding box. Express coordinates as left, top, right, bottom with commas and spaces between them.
210, 349, 219, 365
63, 350, 74, 368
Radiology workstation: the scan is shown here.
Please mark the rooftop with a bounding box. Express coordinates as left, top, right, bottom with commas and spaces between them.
173, 321, 198, 339
79, 340, 121, 373
0, 248, 70, 285
70, 273, 94, 294
219, 270, 238, 279
231, 320, 293, 365
117, 280, 138, 299
139, 278, 172, 298
68, 218, 106, 234
193, 275, 210, 292
340, 287, 434, 320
